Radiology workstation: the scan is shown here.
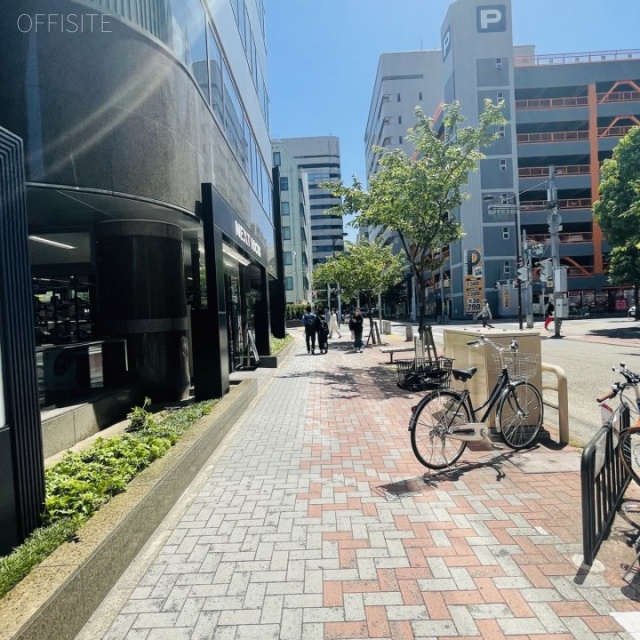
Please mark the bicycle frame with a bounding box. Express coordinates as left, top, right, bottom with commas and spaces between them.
423, 367, 514, 439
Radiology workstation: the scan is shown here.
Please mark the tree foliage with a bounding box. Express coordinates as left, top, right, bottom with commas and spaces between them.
594, 125, 640, 318
323, 100, 506, 331
312, 241, 406, 312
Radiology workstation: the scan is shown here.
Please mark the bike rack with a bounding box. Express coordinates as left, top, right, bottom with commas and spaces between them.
541, 362, 569, 445
581, 403, 631, 566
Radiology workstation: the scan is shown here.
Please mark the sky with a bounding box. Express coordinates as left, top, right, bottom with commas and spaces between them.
265, 0, 639, 239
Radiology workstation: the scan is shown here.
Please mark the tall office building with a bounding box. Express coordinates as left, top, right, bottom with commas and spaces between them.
272, 141, 313, 303
279, 137, 345, 265
365, 0, 640, 319
364, 51, 443, 250
0, 0, 277, 402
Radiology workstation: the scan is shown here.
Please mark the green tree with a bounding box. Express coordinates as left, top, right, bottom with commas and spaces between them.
323, 100, 506, 334
312, 241, 406, 325
593, 126, 640, 320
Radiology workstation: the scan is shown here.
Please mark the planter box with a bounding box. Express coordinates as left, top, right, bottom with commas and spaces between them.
260, 338, 296, 368
0, 379, 258, 640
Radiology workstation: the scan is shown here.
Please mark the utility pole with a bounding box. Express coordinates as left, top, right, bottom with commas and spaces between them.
548, 166, 563, 338
522, 229, 534, 329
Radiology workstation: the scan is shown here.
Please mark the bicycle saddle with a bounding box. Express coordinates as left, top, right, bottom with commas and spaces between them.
452, 367, 477, 382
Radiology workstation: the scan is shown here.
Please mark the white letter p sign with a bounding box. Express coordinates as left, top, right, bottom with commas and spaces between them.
477, 5, 506, 32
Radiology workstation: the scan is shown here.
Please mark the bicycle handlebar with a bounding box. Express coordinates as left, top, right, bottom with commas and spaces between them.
597, 389, 617, 404
613, 363, 640, 385
466, 336, 519, 352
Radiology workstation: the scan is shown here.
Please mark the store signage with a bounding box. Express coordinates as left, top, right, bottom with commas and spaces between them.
464, 248, 484, 315
442, 26, 451, 61
477, 5, 506, 32
234, 221, 262, 258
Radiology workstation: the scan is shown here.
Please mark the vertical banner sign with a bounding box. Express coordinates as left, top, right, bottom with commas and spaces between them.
464, 249, 484, 315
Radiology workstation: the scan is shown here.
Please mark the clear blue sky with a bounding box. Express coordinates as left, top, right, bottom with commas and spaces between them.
266, 0, 638, 236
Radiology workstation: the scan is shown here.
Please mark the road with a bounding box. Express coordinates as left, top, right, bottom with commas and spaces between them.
382, 315, 640, 447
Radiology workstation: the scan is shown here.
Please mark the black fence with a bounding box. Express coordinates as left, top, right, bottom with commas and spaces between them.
581, 403, 631, 565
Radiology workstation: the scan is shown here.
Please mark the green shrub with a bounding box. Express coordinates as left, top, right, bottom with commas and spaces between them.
0, 398, 217, 599
286, 303, 307, 321
270, 333, 293, 354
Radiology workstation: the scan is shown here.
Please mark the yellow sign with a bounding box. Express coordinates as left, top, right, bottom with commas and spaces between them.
464, 249, 484, 315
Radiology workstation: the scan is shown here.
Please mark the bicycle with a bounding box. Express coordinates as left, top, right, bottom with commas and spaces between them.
597, 363, 640, 485
408, 336, 543, 470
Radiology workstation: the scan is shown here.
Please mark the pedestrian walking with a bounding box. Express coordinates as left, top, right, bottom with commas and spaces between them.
329, 308, 341, 338
349, 307, 364, 352
315, 307, 329, 354
301, 305, 317, 354
475, 298, 494, 328
544, 300, 555, 330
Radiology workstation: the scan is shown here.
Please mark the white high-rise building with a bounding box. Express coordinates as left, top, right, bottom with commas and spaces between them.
364, 51, 443, 248
278, 137, 345, 266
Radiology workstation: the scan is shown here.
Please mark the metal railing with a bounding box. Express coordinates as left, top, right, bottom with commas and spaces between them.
598, 90, 640, 103
598, 125, 636, 138
515, 49, 640, 67
517, 130, 589, 144
516, 90, 640, 110
519, 165, 590, 178
520, 198, 592, 210
581, 403, 631, 566
516, 96, 588, 110
526, 232, 593, 244
541, 362, 569, 445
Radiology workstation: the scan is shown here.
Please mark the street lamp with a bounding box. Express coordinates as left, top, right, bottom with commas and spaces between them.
330, 232, 348, 322
484, 195, 524, 330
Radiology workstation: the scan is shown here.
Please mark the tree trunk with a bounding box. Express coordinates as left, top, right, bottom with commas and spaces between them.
635, 284, 639, 321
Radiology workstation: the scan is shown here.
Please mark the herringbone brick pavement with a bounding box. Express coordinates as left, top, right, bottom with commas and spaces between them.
79, 330, 640, 639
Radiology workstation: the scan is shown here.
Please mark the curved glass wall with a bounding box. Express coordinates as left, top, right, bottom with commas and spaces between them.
86, 0, 272, 221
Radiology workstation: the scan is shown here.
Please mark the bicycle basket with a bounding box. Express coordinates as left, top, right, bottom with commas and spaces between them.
395, 356, 453, 391
491, 352, 539, 382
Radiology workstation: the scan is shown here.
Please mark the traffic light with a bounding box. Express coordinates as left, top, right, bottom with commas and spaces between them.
539, 261, 553, 280
516, 266, 530, 283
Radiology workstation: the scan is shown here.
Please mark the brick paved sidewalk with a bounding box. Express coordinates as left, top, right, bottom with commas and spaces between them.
79, 332, 640, 639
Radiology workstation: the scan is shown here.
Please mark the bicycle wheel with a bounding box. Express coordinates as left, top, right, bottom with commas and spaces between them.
410, 390, 470, 469
497, 381, 543, 449
619, 427, 640, 486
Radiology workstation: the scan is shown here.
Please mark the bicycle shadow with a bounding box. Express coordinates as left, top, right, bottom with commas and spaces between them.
375, 448, 524, 500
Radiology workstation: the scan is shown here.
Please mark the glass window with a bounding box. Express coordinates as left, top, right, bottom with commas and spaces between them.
502, 227, 510, 239
168, 0, 206, 72
280, 177, 289, 191
207, 23, 223, 121
282, 227, 291, 240
223, 63, 244, 161
284, 251, 292, 265
281, 201, 290, 215
273, 151, 281, 166
285, 276, 293, 291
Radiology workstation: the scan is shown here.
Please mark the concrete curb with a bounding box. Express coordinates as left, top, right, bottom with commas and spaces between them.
0, 379, 258, 640
258, 337, 296, 368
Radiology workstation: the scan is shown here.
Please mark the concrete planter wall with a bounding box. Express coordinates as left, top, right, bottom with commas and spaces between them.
260, 338, 296, 368
0, 379, 257, 640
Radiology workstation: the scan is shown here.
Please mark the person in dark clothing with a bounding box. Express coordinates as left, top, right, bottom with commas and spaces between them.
544, 300, 555, 330
349, 307, 364, 352
301, 305, 317, 354
315, 307, 330, 354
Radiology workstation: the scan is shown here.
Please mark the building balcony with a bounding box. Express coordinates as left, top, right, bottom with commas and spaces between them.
514, 49, 640, 67
518, 165, 590, 178
516, 96, 588, 110
520, 197, 592, 211
517, 130, 589, 144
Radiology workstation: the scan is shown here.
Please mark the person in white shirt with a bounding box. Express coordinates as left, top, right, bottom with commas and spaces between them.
329, 308, 341, 339
475, 299, 494, 328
